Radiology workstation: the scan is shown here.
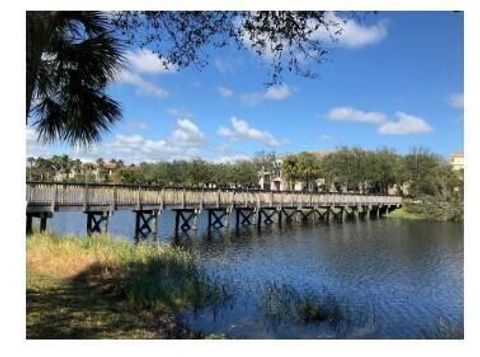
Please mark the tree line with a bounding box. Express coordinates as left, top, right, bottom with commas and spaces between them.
26, 152, 275, 189
282, 147, 463, 198
27, 147, 462, 199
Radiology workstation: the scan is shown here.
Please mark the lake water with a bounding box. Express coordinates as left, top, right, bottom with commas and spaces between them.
46, 210, 463, 338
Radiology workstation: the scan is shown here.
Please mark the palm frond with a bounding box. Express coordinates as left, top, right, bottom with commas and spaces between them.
31, 11, 124, 146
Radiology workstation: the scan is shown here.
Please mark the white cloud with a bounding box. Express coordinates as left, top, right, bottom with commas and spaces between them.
241, 84, 293, 106
217, 117, 283, 147
377, 112, 433, 135
26, 127, 38, 145
171, 118, 205, 146
109, 134, 180, 162
124, 49, 177, 74
106, 118, 205, 161
166, 107, 193, 118
218, 86, 234, 98
211, 154, 252, 164
449, 93, 464, 109
115, 70, 169, 98
26, 127, 48, 157
114, 49, 176, 98
112, 134, 145, 149
311, 12, 388, 49
326, 107, 433, 135
264, 84, 292, 100
327, 107, 388, 123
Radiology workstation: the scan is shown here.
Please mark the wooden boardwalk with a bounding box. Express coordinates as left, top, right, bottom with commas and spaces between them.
26, 182, 403, 239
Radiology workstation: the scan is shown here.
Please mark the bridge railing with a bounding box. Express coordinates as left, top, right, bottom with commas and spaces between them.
26, 182, 403, 209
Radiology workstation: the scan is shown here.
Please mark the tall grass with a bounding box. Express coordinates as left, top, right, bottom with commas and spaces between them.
27, 233, 232, 312
388, 208, 426, 220
259, 282, 344, 325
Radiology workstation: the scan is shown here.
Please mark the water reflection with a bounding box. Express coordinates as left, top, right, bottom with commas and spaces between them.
48, 210, 463, 338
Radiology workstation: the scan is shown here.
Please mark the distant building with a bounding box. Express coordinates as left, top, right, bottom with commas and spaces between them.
450, 152, 464, 171
258, 158, 285, 191
258, 151, 333, 192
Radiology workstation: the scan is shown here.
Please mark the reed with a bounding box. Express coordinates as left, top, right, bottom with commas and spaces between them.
26, 233, 231, 338
259, 282, 344, 325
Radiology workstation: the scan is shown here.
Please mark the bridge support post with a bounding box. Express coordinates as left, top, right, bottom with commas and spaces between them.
134, 209, 159, 242
347, 206, 358, 221
235, 208, 254, 228
86, 211, 110, 235
326, 207, 332, 223
359, 206, 367, 220
40, 213, 48, 232
330, 206, 343, 223
281, 207, 297, 224
354, 206, 360, 220
207, 208, 229, 231
174, 209, 198, 234
26, 213, 32, 235
317, 207, 329, 223
257, 207, 278, 228
297, 209, 307, 223
344, 206, 353, 221
366, 206, 372, 220
302, 208, 317, 223
26, 212, 53, 234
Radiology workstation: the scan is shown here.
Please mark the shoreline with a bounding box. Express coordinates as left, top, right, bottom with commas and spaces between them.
26, 233, 221, 339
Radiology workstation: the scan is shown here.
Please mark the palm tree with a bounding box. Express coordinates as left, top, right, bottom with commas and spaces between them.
27, 11, 124, 145
71, 159, 83, 181
49, 155, 72, 181
27, 157, 36, 181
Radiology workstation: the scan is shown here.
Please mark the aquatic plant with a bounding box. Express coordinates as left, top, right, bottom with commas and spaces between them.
259, 282, 344, 325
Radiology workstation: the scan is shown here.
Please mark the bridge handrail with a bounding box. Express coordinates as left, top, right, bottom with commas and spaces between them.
25, 181, 403, 197
26, 181, 402, 209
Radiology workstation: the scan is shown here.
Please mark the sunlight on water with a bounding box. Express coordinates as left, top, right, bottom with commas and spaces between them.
48, 211, 463, 338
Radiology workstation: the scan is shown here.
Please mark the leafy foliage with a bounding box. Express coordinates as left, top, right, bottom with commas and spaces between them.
112, 11, 345, 85
27, 12, 124, 145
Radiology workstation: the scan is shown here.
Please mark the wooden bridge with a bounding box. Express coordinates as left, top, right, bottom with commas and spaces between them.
26, 182, 402, 240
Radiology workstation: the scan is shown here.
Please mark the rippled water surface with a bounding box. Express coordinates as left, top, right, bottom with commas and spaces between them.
48, 210, 463, 338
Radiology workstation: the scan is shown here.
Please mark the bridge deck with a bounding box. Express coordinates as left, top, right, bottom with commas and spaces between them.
26, 182, 402, 213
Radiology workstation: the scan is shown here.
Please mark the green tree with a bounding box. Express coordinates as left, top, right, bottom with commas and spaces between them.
281, 154, 300, 190
27, 157, 36, 180
231, 161, 258, 188
27, 12, 123, 145
112, 167, 143, 185
365, 148, 401, 194
49, 155, 72, 181
295, 152, 321, 191
254, 151, 279, 174
402, 147, 442, 197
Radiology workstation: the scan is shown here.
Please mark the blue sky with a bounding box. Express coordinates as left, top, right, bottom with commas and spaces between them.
27, 11, 464, 163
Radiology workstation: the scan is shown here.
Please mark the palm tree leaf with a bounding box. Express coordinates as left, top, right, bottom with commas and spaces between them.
30, 12, 124, 146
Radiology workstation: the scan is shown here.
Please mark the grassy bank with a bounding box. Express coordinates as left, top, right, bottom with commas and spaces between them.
26, 233, 230, 338
388, 199, 463, 222
388, 208, 426, 220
